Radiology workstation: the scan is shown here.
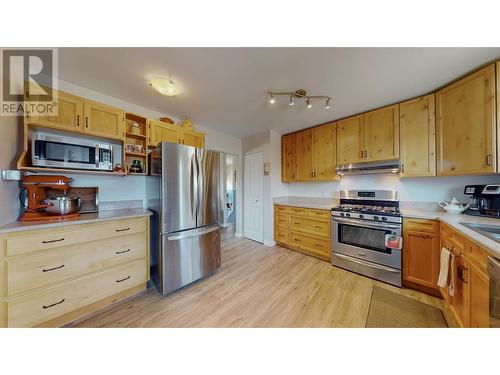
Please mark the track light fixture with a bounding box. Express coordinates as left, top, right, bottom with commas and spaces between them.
267, 89, 332, 111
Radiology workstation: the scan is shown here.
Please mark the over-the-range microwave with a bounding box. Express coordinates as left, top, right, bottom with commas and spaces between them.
32, 129, 114, 171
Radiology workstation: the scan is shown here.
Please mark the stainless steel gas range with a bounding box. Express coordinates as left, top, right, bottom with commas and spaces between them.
331, 190, 402, 287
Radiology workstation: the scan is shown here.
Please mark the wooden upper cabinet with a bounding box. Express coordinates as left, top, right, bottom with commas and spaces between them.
313, 122, 337, 180
399, 94, 436, 177
363, 104, 399, 162
282, 134, 296, 182
337, 115, 364, 163
181, 129, 205, 148
26, 90, 83, 132
83, 100, 124, 140
295, 129, 314, 181
149, 119, 181, 146
402, 229, 440, 292
436, 64, 496, 176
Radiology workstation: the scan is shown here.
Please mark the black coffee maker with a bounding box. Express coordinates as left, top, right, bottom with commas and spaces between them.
463, 184, 500, 218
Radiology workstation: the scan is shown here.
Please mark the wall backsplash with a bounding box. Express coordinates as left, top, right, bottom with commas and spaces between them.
286, 174, 500, 202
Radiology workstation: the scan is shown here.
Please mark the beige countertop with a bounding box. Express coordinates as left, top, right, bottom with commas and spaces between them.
0, 208, 152, 234
273, 197, 336, 210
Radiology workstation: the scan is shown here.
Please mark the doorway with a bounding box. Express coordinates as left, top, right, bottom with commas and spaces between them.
244, 152, 264, 243
219, 153, 237, 241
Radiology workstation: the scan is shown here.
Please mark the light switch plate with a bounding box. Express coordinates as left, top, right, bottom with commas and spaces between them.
1, 170, 21, 181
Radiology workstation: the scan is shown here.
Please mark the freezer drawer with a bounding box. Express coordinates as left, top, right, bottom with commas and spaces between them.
159, 225, 221, 295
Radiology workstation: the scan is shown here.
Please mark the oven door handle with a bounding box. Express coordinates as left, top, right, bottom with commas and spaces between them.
334, 253, 401, 273
333, 217, 401, 231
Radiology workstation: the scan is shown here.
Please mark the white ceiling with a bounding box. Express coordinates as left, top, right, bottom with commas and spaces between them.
59, 48, 500, 139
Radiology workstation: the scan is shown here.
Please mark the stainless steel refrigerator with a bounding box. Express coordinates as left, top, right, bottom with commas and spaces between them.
147, 142, 221, 295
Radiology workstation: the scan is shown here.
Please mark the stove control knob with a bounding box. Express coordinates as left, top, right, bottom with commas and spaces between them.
340, 212, 345, 217
373, 216, 379, 220
381, 217, 387, 221
346, 213, 351, 217
359, 214, 364, 219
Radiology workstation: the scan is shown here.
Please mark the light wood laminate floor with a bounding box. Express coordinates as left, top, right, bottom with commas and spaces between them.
70, 235, 443, 328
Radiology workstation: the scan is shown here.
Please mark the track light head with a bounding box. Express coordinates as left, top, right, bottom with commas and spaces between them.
306, 98, 312, 109
325, 98, 331, 110
289, 94, 295, 106
269, 93, 275, 104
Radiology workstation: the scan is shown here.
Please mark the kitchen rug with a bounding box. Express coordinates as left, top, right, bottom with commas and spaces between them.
366, 286, 447, 328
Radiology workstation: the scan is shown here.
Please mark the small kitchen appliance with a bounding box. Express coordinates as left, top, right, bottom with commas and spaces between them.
331, 189, 402, 287
19, 175, 81, 221
463, 184, 500, 218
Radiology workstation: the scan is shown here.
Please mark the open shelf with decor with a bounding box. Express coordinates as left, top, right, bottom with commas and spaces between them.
124, 113, 148, 175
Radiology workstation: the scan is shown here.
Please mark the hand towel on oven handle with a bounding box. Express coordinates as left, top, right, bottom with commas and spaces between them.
385, 234, 402, 250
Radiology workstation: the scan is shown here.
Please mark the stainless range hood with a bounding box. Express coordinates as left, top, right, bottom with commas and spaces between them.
336, 159, 400, 176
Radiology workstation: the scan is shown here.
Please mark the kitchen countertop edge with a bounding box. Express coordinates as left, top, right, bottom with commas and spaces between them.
0, 208, 153, 234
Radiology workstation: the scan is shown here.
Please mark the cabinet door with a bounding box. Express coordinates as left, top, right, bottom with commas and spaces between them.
337, 115, 364, 163
436, 64, 496, 175
363, 104, 399, 161
26, 90, 83, 132
282, 134, 296, 182
83, 100, 124, 140
399, 94, 436, 177
450, 250, 470, 328
295, 129, 314, 181
182, 130, 205, 148
149, 120, 181, 146
468, 261, 489, 328
313, 122, 337, 180
402, 230, 440, 290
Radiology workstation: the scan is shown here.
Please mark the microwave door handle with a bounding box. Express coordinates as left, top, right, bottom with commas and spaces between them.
333, 217, 400, 231
95, 144, 100, 168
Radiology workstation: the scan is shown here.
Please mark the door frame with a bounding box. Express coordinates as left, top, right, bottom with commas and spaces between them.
243, 151, 264, 243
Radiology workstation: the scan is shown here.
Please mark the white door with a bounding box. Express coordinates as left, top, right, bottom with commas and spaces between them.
244, 152, 263, 243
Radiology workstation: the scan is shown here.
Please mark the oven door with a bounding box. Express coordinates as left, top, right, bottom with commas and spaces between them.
33, 139, 101, 170
333, 217, 401, 269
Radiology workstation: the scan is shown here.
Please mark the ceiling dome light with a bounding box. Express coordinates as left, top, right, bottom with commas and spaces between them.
289, 94, 295, 106
325, 98, 331, 110
306, 98, 312, 109
269, 93, 275, 104
150, 78, 179, 96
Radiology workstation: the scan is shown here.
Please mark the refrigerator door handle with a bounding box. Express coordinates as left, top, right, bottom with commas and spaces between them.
166, 225, 219, 241
190, 153, 197, 222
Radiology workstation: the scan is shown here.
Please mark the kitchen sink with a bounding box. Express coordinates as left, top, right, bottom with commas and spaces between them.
459, 222, 500, 243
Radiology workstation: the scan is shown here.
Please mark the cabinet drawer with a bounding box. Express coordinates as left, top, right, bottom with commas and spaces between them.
290, 232, 330, 255
7, 258, 147, 327
6, 232, 147, 296
403, 218, 438, 234
290, 216, 329, 237
274, 205, 290, 214
467, 242, 488, 273
275, 228, 289, 245
5, 217, 147, 257
275, 214, 289, 229
307, 209, 330, 220
288, 207, 308, 216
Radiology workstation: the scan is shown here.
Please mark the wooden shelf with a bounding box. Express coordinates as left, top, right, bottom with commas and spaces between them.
19, 166, 127, 177
125, 151, 147, 157
125, 132, 147, 140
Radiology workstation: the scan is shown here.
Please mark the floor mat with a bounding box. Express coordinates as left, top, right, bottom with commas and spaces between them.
366, 286, 447, 328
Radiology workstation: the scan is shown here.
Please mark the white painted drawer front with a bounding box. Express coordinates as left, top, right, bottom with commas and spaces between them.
6, 232, 147, 296
7, 258, 147, 327
5, 217, 147, 257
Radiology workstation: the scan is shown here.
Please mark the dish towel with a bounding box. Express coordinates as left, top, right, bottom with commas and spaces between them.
448, 254, 455, 297
437, 247, 451, 288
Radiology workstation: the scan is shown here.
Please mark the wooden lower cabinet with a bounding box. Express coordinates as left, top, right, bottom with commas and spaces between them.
402, 219, 440, 296
468, 260, 490, 327
274, 205, 331, 262
0, 216, 150, 327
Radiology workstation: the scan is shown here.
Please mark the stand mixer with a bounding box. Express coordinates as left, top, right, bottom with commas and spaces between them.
19, 175, 81, 221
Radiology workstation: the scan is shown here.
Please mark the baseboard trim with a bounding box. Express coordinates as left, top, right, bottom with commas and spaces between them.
263, 240, 276, 247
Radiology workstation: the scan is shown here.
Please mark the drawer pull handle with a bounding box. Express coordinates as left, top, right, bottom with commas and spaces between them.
43, 298, 65, 309
314, 225, 323, 229
116, 248, 131, 255
315, 243, 323, 247
294, 239, 302, 242
115, 227, 130, 232
42, 238, 65, 244
42, 264, 65, 272
116, 275, 131, 283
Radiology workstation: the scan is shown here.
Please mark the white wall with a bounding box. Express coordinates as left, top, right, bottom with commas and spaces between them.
286, 174, 500, 202
0, 78, 242, 226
